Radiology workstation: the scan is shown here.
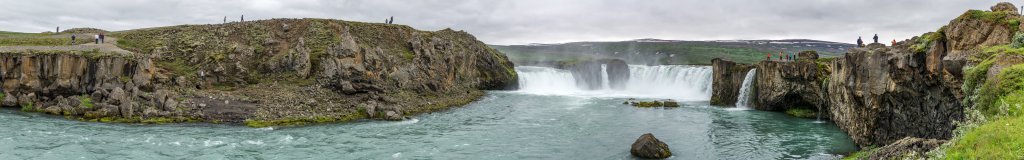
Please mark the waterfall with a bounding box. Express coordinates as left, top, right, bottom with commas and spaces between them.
514, 65, 713, 101
734, 69, 757, 109
515, 66, 582, 95
600, 64, 611, 89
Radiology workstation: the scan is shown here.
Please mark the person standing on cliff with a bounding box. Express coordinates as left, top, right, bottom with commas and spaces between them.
892, 39, 897, 46
94, 34, 99, 44
71, 34, 76, 45
767, 53, 771, 61
857, 36, 864, 47
873, 34, 879, 43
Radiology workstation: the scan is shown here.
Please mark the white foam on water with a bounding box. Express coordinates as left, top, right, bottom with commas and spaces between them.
514, 65, 713, 101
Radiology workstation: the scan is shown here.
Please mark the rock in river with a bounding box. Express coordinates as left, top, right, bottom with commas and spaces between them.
630, 133, 672, 159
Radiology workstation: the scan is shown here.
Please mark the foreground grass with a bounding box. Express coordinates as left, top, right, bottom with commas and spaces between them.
785, 108, 817, 118
940, 43, 1024, 159
945, 116, 1024, 159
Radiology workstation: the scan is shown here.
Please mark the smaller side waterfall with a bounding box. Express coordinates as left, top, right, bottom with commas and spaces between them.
734, 69, 757, 109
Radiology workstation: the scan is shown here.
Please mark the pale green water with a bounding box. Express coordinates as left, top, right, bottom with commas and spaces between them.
0, 91, 855, 159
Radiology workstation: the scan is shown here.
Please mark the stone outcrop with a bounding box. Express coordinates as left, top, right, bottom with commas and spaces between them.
709, 58, 754, 105
943, 4, 1019, 60
630, 133, 672, 159
708, 3, 1024, 148
0, 52, 193, 121
797, 50, 819, 60
864, 137, 946, 160
754, 60, 827, 113
827, 41, 964, 147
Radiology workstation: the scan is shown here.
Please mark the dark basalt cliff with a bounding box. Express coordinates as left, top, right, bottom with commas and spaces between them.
709, 58, 753, 105
753, 60, 827, 113
0, 19, 518, 127
827, 43, 963, 146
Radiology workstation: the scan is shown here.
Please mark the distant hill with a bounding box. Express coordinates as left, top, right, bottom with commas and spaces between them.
492, 39, 854, 65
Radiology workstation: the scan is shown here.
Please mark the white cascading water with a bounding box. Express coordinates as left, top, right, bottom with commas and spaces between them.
734, 69, 757, 109
600, 64, 611, 89
514, 65, 713, 101
515, 66, 584, 95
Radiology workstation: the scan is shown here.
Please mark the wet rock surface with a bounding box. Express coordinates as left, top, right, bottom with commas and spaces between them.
709, 58, 753, 105
630, 133, 672, 159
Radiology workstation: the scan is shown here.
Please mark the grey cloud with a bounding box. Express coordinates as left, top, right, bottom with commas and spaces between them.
0, 0, 1007, 45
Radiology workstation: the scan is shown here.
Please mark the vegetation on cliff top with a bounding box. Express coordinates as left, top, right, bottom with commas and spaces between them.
0, 31, 96, 46
963, 9, 1021, 33
945, 41, 1024, 159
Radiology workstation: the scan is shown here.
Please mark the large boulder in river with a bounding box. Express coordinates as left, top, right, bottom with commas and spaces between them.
630, 133, 672, 159
709, 58, 754, 105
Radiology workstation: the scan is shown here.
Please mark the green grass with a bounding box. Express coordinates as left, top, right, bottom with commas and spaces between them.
785, 108, 817, 118
631, 101, 664, 107
974, 64, 1024, 117
20, 102, 34, 112
842, 146, 877, 160
78, 96, 93, 109
912, 32, 944, 53
944, 43, 1024, 159
0, 31, 97, 46
963, 9, 1020, 33
944, 116, 1024, 159
0, 93, 5, 104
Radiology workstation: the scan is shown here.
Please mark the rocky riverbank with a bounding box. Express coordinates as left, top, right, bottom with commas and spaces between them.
710, 2, 1024, 158
0, 18, 518, 127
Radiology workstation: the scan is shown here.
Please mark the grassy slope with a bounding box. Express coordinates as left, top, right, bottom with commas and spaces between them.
0, 30, 96, 46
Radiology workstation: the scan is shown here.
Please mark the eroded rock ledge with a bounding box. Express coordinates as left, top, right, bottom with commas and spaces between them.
710, 3, 1024, 150
0, 19, 518, 127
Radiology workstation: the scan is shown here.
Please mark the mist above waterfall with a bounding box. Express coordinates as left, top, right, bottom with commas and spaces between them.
514, 65, 713, 101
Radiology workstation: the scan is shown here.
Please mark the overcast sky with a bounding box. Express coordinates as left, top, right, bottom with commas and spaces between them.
0, 0, 1011, 45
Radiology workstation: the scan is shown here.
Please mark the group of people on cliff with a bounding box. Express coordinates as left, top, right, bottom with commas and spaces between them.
857, 34, 898, 47
68, 33, 104, 45
766, 51, 797, 61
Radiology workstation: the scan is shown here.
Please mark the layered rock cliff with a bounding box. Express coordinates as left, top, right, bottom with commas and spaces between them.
827, 42, 963, 146
753, 60, 827, 114
709, 3, 1023, 149
0, 19, 518, 126
709, 58, 753, 105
